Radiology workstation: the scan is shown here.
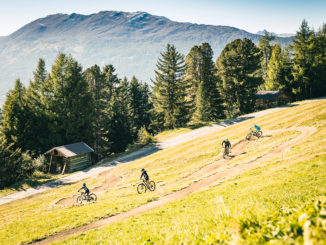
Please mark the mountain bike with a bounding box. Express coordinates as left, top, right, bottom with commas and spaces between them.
246, 130, 263, 140
223, 146, 230, 159
76, 191, 97, 204
137, 179, 156, 194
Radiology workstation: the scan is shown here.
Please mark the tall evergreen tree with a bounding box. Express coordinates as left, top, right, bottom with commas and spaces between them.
292, 20, 315, 99
2, 79, 28, 150
128, 76, 151, 139
185, 45, 201, 114
152, 44, 189, 129
265, 43, 293, 94
311, 23, 326, 97
24, 58, 50, 155
42, 53, 94, 147
84, 64, 110, 158
216, 38, 262, 117
106, 78, 133, 152
258, 31, 275, 78
186, 43, 223, 121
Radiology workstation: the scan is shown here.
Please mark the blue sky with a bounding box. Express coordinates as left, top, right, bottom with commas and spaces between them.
0, 0, 325, 36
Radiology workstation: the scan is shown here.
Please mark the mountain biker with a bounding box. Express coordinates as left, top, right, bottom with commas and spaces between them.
78, 183, 90, 199
140, 168, 150, 186
250, 124, 261, 134
222, 138, 231, 154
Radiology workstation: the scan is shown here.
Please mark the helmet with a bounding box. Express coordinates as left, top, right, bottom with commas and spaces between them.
83, 183, 86, 187
225, 138, 228, 141
141, 168, 145, 172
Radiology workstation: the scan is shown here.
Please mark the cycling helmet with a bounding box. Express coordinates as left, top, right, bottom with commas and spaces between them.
83, 183, 86, 187
225, 138, 228, 141
141, 168, 145, 172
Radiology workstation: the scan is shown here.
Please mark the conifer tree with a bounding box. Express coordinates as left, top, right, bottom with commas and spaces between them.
42, 53, 94, 147
258, 31, 275, 78
25, 58, 50, 155
129, 76, 151, 139
265, 43, 293, 94
2, 79, 28, 150
216, 38, 262, 117
152, 44, 189, 129
84, 65, 110, 158
292, 20, 315, 99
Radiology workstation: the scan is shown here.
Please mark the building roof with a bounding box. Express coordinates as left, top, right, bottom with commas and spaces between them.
256, 91, 284, 101
45, 142, 94, 157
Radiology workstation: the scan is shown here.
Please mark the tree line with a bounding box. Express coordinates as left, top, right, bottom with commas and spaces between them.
0, 20, 325, 188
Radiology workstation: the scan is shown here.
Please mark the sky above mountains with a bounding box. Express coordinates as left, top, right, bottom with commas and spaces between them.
0, 0, 325, 36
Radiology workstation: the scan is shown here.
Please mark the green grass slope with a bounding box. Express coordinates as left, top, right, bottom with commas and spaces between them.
0, 99, 325, 244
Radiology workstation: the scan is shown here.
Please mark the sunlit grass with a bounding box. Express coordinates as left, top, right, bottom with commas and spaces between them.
0, 99, 325, 244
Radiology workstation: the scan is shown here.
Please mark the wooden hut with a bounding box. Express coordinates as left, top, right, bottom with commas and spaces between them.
256, 91, 292, 109
45, 142, 94, 174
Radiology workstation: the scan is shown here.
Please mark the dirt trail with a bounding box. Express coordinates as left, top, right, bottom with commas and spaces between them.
55, 169, 120, 206
32, 126, 316, 245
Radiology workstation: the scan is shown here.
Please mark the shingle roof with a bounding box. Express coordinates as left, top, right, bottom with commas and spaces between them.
45, 142, 94, 157
256, 91, 283, 100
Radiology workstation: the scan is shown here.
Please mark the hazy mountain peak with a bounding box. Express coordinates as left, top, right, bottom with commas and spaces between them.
0, 10, 292, 105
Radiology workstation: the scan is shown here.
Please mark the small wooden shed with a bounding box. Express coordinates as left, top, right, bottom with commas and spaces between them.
45, 142, 94, 174
256, 91, 292, 109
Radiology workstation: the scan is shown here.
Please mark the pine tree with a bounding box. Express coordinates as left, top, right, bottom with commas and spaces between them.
152, 44, 189, 129
311, 23, 326, 97
25, 58, 50, 155
129, 76, 151, 139
106, 78, 133, 153
265, 43, 293, 94
2, 79, 28, 150
292, 20, 315, 99
42, 53, 94, 147
84, 65, 110, 159
216, 38, 262, 117
185, 45, 201, 114
258, 31, 275, 78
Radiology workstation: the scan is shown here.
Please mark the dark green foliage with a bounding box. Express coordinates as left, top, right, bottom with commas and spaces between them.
258, 31, 276, 78
216, 38, 262, 117
186, 43, 224, 122
84, 64, 110, 158
2, 79, 28, 150
152, 44, 189, 129
128, 76, 152, 139
24, 58, 50, 155
292, 20, 316, 99
42, 53, 94, 147
265, 43, 294, 94
0, 133, 33, 188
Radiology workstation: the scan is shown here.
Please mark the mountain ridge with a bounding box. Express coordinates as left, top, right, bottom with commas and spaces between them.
0, 11, 292, 104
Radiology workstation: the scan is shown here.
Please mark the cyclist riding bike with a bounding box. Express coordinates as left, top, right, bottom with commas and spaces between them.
140, 168, 150, 186
78, 183, 90, 199
250, 124, 261, 133
222, 138, 231, 154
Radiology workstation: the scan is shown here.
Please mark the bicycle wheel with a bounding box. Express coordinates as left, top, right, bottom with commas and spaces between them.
89, 193, 97, 202
149, 181, 156, 191
76, 196, 83, 204
137, 183, 146, 194
256, 131, 262, 138
246, 132, 252, 140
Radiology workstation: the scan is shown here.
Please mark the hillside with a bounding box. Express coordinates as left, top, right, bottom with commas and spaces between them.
0, 11, 291, 103
0, 98, 325, 244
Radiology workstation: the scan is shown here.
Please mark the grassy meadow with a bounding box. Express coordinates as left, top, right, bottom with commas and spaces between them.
0, 99, 325, 244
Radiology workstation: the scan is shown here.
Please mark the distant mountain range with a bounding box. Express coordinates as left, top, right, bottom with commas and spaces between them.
0, 11, 293, 104
256, 29, 294, 38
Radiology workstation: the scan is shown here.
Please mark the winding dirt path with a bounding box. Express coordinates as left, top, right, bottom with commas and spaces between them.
32, 126, 316, 245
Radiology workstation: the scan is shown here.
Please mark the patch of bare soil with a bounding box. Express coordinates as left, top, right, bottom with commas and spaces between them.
55, 169, 120, 206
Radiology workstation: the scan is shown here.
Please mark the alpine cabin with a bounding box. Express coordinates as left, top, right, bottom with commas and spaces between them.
45, 142, 94, 174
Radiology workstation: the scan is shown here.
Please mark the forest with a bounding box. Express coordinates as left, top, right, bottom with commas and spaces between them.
0, 20, 325, 188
